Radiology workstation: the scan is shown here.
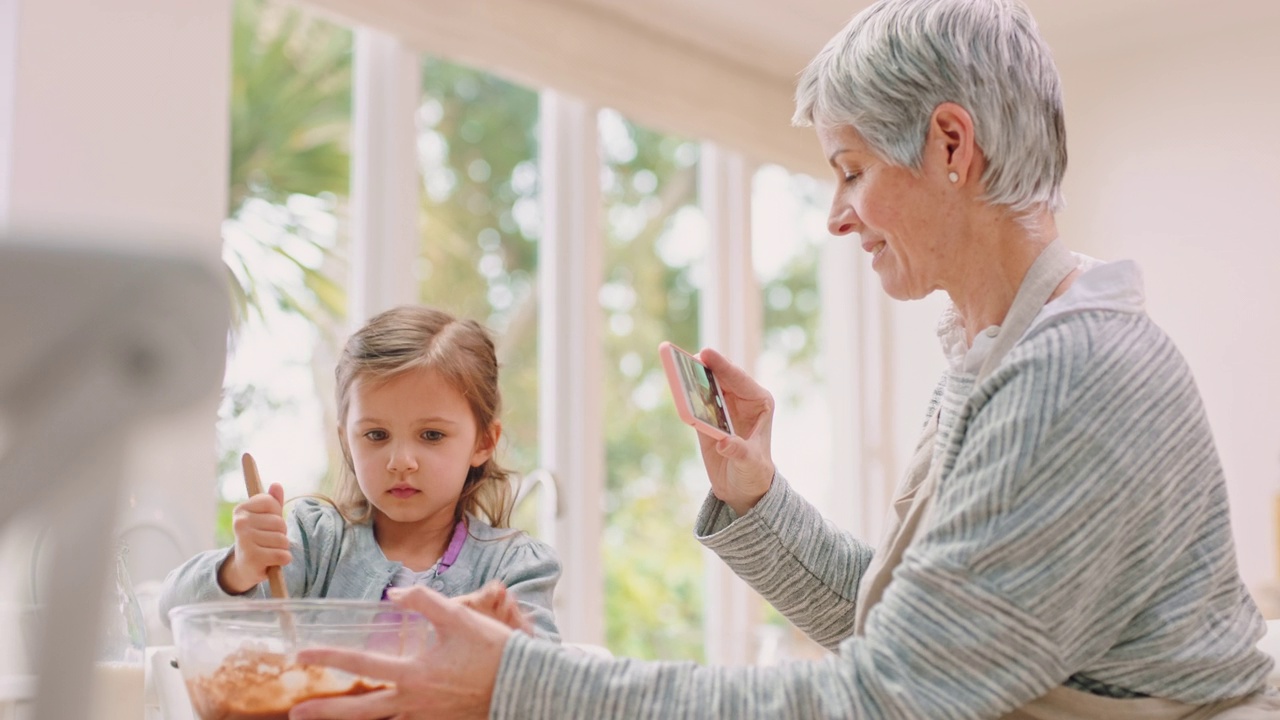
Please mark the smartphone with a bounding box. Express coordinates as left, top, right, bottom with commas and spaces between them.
658, 341, 735, 440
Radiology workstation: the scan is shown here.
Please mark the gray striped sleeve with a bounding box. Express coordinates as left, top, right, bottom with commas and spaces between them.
491, 310, 1272, 719
693, 475, 874, 650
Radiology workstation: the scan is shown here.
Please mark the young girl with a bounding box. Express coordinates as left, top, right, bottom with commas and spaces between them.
159, 305, 560, 640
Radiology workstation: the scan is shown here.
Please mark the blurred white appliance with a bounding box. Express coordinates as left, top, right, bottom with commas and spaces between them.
0, 239, 227, 720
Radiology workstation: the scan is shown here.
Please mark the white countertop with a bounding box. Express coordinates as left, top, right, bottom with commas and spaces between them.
2, 625, 1279, 719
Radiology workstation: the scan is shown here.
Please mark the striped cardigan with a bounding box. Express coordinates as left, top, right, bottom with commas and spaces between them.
493, 297, 1271, 718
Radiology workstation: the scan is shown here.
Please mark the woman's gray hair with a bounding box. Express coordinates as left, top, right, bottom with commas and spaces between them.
794, 0, 1067, 214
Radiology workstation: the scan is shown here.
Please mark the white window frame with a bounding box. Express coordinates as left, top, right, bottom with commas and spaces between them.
0, 0, 879, 674
350, 28, 421, 325
536, 90, 606, 645
290, 3, 874, 658
697, 143, 764, 664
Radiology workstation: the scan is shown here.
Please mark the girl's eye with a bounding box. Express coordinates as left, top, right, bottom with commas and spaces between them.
422, 430, 445, 442
363, 430, 388, 442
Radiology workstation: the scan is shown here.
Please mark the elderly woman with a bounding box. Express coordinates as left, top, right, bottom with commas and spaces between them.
291, 0, 1278, 718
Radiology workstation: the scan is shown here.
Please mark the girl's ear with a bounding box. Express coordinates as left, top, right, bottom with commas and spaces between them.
471, 420, 502, 467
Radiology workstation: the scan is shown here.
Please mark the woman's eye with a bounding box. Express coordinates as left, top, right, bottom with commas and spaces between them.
363, 430, 388, 442
422, 430, 445, 442
842, 170, 861, 184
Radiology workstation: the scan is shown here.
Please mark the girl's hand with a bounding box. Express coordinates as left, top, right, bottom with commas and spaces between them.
218, 482, 291, 595
695, 348, 776, 516
457, 580, 534, 635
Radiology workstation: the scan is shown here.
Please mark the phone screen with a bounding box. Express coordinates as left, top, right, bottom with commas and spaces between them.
660, 342, 733, 437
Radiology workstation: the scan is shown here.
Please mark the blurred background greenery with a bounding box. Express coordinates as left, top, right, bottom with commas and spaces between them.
217, 0, 823, 662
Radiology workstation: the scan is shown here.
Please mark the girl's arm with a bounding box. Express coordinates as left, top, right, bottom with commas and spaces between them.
157, 498, 328, 624
495, 536, 561, 643
157, 545, 270, 626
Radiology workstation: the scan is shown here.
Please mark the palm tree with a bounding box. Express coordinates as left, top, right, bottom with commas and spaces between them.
215, 0, 353, 540
224, 0, 351, 330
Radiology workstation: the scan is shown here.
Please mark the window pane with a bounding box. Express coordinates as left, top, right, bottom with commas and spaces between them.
218, 0, 353, 544
751, 164, 832, 663
600, 109, 706, 661
414, 57, 542, 493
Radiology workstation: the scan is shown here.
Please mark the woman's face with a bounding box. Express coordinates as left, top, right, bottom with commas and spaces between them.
342, 366, 494, 531
818, 123, 955, 301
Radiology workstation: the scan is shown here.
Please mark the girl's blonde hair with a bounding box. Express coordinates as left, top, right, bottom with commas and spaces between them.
332, 305, 514, 528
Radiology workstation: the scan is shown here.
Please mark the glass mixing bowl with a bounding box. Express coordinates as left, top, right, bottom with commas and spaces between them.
169, 599, 431, 720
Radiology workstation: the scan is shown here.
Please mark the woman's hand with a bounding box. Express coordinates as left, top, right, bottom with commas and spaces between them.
218, 482, 291, 595
696, 348, 776, 516
456, 580, 534, 635
289, 586, 511, 720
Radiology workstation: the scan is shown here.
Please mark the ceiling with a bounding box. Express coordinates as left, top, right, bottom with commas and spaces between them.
307, 0, 1279, 176
566, 0, 1280, 85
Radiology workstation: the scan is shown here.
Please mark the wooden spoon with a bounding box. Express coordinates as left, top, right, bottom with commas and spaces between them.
241, 452, 296, 644
242, 452, 289, 599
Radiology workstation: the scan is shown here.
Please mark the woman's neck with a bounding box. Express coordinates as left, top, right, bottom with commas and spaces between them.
946, 211, 1062, 345
373, 511, 458, 572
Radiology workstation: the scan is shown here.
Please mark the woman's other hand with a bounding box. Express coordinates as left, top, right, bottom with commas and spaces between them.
289, 585, 510, 720
456, 580, 534, 635
217, 482, 291, 594
697, 347, 776, 516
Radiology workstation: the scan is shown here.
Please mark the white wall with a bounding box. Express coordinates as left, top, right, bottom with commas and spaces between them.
1055, 20, 1280, 592
867, 13, 1280, 597
0, 0, 233, 666
886, 295, 949, 502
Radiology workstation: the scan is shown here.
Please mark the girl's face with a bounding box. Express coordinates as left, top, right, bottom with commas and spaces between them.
341, 366, 495, 531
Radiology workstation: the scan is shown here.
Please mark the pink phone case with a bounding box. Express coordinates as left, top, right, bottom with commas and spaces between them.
658, 341, 734, 440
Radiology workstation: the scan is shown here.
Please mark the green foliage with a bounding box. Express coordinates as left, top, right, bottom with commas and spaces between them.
408, 66, 708, 659
598, 119, 706, 660
229, 0, 351, 214
762, 251, 823, 405
224, 0, 824, 666
225, 0, 351, 331
220, 0, 351, 501
215, 499, 236, 548
414, 58, 541, 476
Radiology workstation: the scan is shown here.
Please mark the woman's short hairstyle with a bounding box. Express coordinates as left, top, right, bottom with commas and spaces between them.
794, 0, 1067, 215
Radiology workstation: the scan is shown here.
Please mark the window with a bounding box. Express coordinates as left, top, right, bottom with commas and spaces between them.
218, 0, 352, 542
414, 57, 541, 479
753, 164, 830, 521
215, 0, 855, 664
751, 164, 834, 662
599, 110, 707, 660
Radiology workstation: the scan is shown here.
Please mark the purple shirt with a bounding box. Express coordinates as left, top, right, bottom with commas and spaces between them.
382, 519, 468, 598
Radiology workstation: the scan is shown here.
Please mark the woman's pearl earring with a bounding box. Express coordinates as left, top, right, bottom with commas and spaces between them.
948, 171, 959, 183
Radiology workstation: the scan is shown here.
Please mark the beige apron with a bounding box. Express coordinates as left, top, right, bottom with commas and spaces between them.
850, 240, 1280, 719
